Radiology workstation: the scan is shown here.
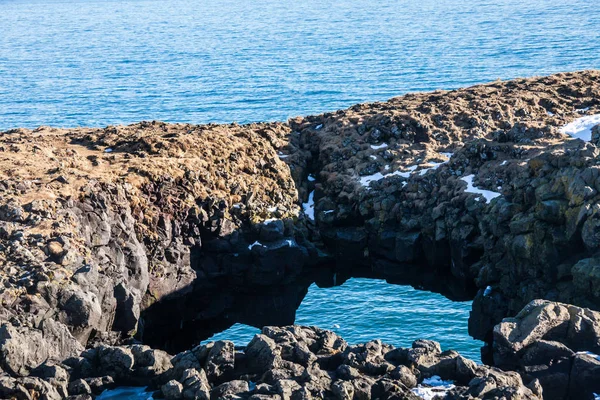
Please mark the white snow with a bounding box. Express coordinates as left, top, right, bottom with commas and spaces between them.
303, 191, 315, 220
500, 160, 508, 166
560, 113, 600, 141
286, 240, 293, 247
484, 286, 492, 296
360, 153, 451, 187
594, 393, 600, 400
323, 210, 334, 214
547, 111, 555, 116
370, 155, 377, 160
315, 124, 323, 130
461, 175, 501, 203
417, 153, 452, 176
104, 148, 113, 153
278, 153, 289, 159
359, 166, 415, 187
577, 107, 590, 113
263, 218, 278, 225
418, 161, 443, 176
248, 241, 266, 250
370, 143, 388, 150
267, 206, 278, 212
411, 376, 455, 400
308, 174, 316, 182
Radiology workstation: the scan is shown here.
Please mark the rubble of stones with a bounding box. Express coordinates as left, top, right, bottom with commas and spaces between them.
3, 300, 600, 400
2, 71, 600, 399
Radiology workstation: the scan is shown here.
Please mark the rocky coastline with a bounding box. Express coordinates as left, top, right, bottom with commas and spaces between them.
2, 70, 600, 399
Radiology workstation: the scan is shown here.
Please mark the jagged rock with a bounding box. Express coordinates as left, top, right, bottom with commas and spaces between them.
259, 220, 285, 242
246, 334, 282, 372
371, 378, 419, 400
204, 341, 235, 382
0, 375, 63, 400
211, 380, 249, 399
249, 395, 283, 400
171, 350, 203, 381
331, 380, 354, 400
569, 353, 600, 399
97, 346, 135, 379
180, 368, 210, 400
274, 379, 302, 400
572, 257, 600, 299
464, 368, 537, 399
388, 365, 417, 389
68, 379, 92, 396
493, 300, 600, 399
29, 363, 69, 398
342, 340, 394, 375
2, 72, 600, 400
0, 321, 83, 377
84, 375, 115, 395
162, 379, 184, 400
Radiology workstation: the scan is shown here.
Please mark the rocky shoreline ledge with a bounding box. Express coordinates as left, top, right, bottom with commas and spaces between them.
2, 70, 600, 399
2, 300, 600, 400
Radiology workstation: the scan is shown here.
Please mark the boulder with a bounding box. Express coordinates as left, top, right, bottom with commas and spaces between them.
246, 334, 282, 372
162, 379, 184, 400
211, 380, 249, 399
204, 341, 235, 382
180, 368, 210, 400
0, 321, 83, 377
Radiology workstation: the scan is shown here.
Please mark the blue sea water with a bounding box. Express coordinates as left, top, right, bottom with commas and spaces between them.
0, 0, 599, 131
208, 278, 481, 360
1, 0, 599, 377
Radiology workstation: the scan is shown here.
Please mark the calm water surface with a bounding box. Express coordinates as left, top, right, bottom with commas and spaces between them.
1, 0, 598, 370
209, 278, 481, 361
0, 0, 598, 130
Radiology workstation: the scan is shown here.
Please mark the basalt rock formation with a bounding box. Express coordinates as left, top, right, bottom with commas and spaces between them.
7, 323, 543, 400
2, 70, 600, 399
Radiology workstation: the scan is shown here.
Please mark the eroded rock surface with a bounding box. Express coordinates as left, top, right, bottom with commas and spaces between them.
493, 300, 600, 400
0, 325, 544, 400
2, 71, 600, 399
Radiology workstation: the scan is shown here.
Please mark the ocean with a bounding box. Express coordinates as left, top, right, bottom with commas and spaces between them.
1, 0, 599, 376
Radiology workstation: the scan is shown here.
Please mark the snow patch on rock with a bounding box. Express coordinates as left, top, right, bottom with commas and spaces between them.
248, 241, 266, 250
359, 166, 416, 187
371, 143, 388, 150
303, 191, 315, 221
461, 175, 501, 203
560, 113, 600, 141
